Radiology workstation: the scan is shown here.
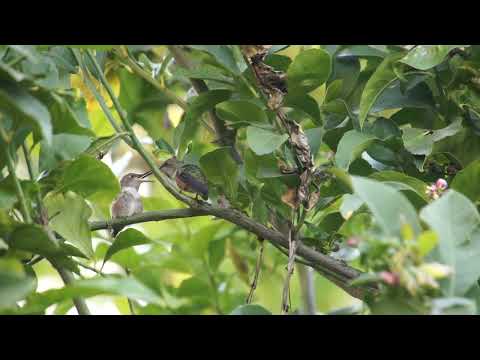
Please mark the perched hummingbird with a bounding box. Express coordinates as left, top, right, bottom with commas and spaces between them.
142, 157, 209, 200
110, 173, 152, 237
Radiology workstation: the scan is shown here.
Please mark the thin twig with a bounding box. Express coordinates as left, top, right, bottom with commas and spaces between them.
282, 226, 298, 314
0, 126, 32, 223
74, 260, 105, 276
70, 49, 129, 141
114, 48, 188, 110
246, 239, 265, 304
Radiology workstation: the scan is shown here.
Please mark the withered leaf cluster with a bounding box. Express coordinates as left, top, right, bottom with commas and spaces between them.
242, 45, 287, 111
241, 45, 320, 214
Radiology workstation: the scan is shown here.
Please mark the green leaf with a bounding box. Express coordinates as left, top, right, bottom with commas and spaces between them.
370, 81, 434, 114
246, 127, 288, 156
8, 45, 39, 63
402, 120, 462, 157
178, 89, 232, 153
216, 100, 268, 126
431, 118, 463, 142
44, 192, 93, 258
104, 229, 151, 265
268, 45, 289, 54
8, 224, 60, 257
173, 65, 233, 84
335, 130, 376, 170
370, 171, 429, 202
0, 79, 52, 144
324, 79, 344, 103
185, 90, 232, 122
358, 52, 406, 128
287, 49, 332, 93
337, 45, 389, 58
190, 222, 225, 259
0, 258, 36, 309
61, 154, 120, 201
39, 133, 92, 172
402, 127, 434, 156
430, 297, 476, 315
68, 45, 115, 51
369, 296, 425, 315
43, 94, 92, 136
200, 148, 239, 200
245, 150, 283, 180
401, 45, 466, 71
189, 45, 243, 75
305, 127, 324, 157
351, 176, 421, 237
328, 56, 361, 98
284, 93, 321, 124
420, 190, 480, 296
208, 238, 226, 270
0, 176, 37, 211
451, 159, 480, 203
417, 230, 438, 258
153, 138, 175, 156
22, 276, 164, 313
230, 304, 272, 315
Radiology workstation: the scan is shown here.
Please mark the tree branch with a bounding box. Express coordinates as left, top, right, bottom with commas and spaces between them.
89, 206, 376, 300
89, 208, 208, 231
85, 48, 376, 301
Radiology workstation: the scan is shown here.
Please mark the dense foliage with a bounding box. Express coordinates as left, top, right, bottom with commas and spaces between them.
1, 45, 480, 315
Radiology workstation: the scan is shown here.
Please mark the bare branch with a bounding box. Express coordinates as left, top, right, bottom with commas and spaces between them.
89, 209, 208, 231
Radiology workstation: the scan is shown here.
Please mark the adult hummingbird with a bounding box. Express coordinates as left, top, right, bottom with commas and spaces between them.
110, 173, 152, 237
142, 157, 209, 200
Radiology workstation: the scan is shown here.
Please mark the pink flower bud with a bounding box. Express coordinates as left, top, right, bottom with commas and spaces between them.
346, 237, 360, 247
435, 178, 448, 190
380, 271, 399, 286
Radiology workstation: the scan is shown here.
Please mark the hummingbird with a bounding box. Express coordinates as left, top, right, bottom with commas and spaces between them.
110, 173, 152, 237
142, 157, 209, 201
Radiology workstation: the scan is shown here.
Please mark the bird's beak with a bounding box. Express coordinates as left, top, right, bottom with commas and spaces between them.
140, 170, 153, 178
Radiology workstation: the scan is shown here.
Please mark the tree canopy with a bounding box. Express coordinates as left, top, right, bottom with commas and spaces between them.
1, 45, 480, 315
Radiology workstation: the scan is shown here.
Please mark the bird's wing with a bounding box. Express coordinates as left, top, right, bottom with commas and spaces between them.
178, 171, 208, 198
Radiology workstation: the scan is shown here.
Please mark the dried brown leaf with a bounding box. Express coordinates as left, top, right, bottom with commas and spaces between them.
282, 187, 300, 209
306, 190, 321, 211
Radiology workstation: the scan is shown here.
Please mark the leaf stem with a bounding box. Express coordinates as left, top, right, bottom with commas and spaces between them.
0, 125, 32, 223
84, 49, 193, 205
114, 48, 188, 110
70, 48, 129, 141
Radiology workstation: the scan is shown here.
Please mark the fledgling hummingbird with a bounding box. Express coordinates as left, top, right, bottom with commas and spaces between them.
142, 157, 209, 200
110, 173, 152, 237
